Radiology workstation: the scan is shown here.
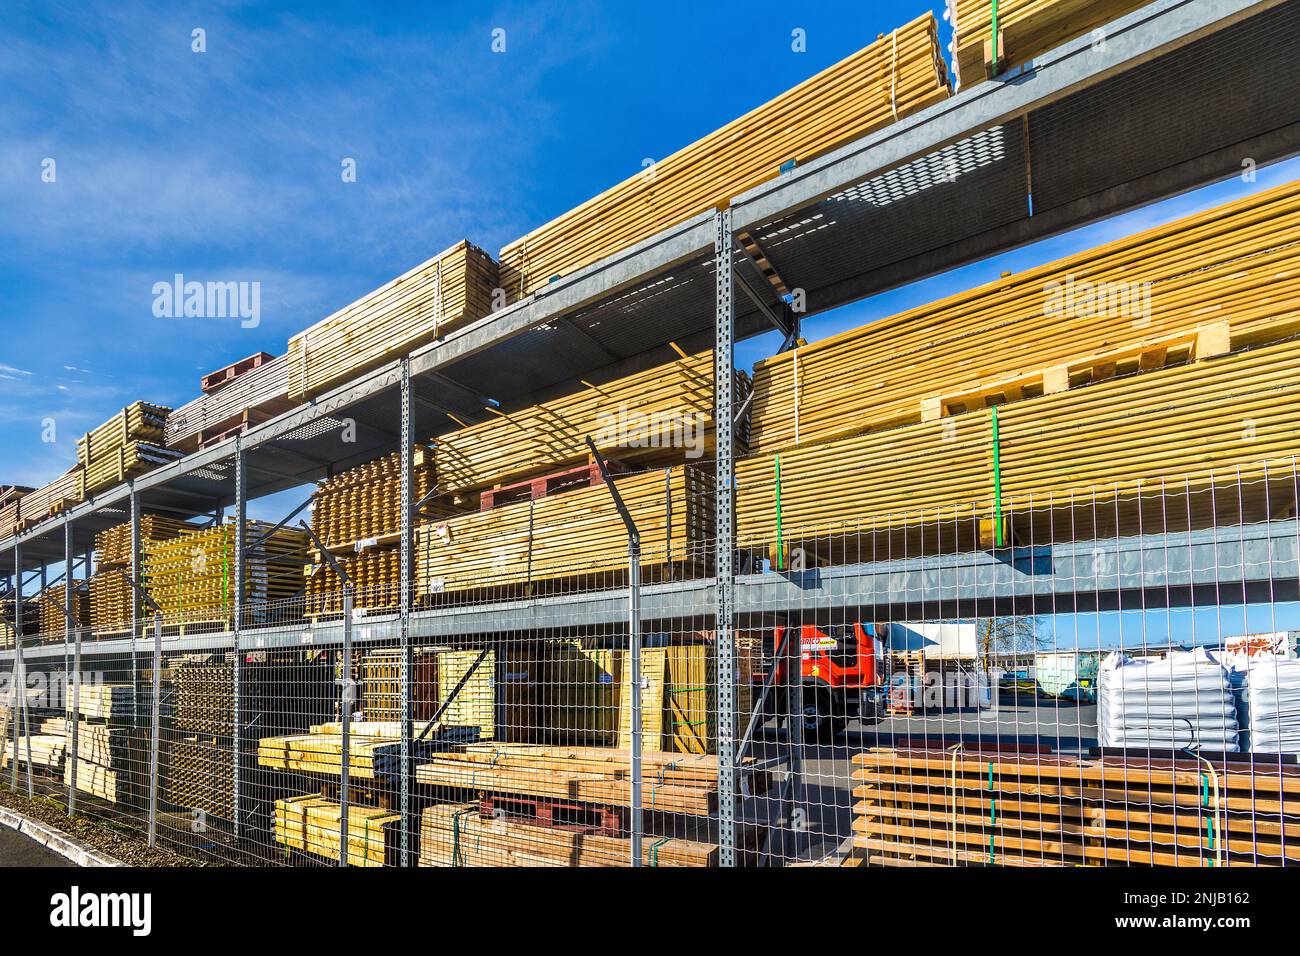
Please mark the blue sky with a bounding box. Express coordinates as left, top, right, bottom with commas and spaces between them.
2, 0, 1298, 569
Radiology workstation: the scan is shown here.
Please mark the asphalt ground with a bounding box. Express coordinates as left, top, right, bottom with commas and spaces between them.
0, 825, 71, 867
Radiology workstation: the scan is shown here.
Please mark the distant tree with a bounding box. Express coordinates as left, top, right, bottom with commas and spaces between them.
978, 616, 1049, 673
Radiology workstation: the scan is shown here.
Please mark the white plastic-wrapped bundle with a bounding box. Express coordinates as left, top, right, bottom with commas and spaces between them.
1241, 658, 1300, 753
1098, 648, 1239, 752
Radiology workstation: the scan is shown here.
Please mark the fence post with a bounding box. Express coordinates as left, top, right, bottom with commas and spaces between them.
713, 208, 737, 867
399, 358, 414, 867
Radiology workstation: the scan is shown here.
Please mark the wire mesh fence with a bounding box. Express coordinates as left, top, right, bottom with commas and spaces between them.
1, 454, 1298, 867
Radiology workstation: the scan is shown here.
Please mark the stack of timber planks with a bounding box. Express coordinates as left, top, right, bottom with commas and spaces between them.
737, 335, 1300, 549
433, 350, 742, 493
0, 486, 31, 539
287, 240, 499, 401
78, 402, 181, 496
420, 802, 717, 867
143, 522, 309, 627
414, 745, 726, 814
36, 581, 89, 636
64, 685, 150, 806
497, 14, 949, 301
164, 352, 299, 453
275, 795, 400, 867
748, 179, 1300, 456
415, 465, 713, 595
311, 447, 439, 548
95, 514, 197, 568
12, 468, 83, 528
949, 0, 1150, 88
851, 747, 1300, 866
88, 571, 134, 636
304, 446, 452, 616
0, 719, 68, 774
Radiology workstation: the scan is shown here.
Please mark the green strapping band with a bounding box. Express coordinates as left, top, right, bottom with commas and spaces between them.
991, 406, 1004, 547
991, 0, 1000, 70
1201, 773, 1209, 807
774, 454, 784, 570
649, 837, 670, 867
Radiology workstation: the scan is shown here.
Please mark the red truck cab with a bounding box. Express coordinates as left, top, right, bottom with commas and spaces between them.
762, 622, 886, 741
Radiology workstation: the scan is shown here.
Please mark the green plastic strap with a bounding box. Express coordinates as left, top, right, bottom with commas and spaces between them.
1201, 772, 1209, 807
987, 761, 994, 790
774, 454, 784, 570
991, 407, 1004, 547
989, 834, 995, 864
989, 797, 997, 826
991, 0, 1000, 70
649, 837, 669, 867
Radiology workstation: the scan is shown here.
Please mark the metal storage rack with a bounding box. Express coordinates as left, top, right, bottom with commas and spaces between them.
2, 0, 1298, 866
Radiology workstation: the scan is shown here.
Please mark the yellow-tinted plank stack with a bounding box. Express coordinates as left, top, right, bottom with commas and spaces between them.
89, 570, 134, 635
419, 802, 718, 867
737, 336, 1300, 545
287, 240, 499, 400
852, 748, 1300, 866
415, 465, 712, 595
748, 179, 1300, 456
950, 0, 1151, 88
275, 795, 400, 867
95, 515, 197, 569
434, 351, 743, 494
36, 581, 89, 636
143, 522, 309, 626
13, 467, 83, 528
311, 446, 440, 547
498, 13, 949, 301
78, 402, 181, 496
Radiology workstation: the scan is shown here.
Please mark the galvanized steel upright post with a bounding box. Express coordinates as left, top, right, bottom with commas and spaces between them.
714, 208, 738, 867
130, 490, 141, 727
65, 518, 78, 816
399, 358, 414, 867
232, 438, 246, 837
9, 543, 21, 791
340, 583, 353, 867
147, 609, 162, 846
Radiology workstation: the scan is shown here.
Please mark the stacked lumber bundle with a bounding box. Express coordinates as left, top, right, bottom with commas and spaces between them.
12, 468, 83, 528
95, 515, 197, 569
748, 179, 1300, 456
434, 351, 740, 493
420, 802, 718, 867
287, 240, 499, 400
65, 760, 137, 805
64, 687, 149, 806
949, 0, 1149, 87
304, 547, 400, 616
0, 732, 67, 773
359, 648, 440, 723
173, 659, 235, 738
736, 336, 1300, 547
498, 14, 949, 301
36, 581, 89, 635
143, 522, 309, 626
78, 402, 181, 496
258, 722, 480, 782
167, 740, 232, 820
311, 447, 438, 547
851, 748, 1300, 866
0, 487, 30, 539
165, 353, 298, 453
542, 644, 622, 746
275, 795, 401, 867
88, 570, 134, 635
413, 745, 728, 815
415, 465, 713, 595
68, 684, 138, 722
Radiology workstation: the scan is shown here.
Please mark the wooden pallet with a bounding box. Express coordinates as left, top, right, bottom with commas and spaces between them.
201, 351, 277, 393
166, 353, 298, 453
479, 458, 625, 511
